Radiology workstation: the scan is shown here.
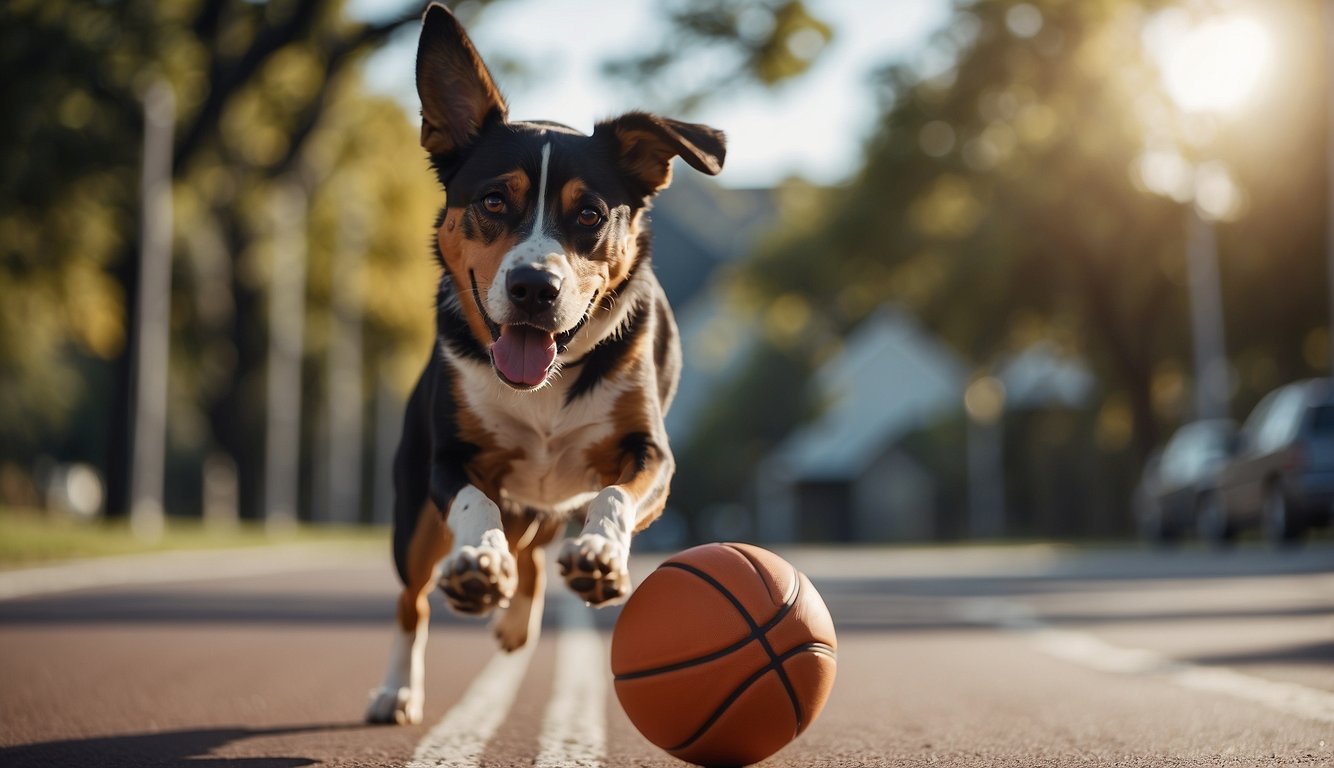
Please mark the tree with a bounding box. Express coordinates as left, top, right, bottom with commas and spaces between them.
650, 0, 1331, 530
0, 0, 448, 518
603, 0, 832, 112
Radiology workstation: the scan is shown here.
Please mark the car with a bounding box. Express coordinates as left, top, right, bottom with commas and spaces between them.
1135, 419, 1235, 544
1205, 379, 1334, 545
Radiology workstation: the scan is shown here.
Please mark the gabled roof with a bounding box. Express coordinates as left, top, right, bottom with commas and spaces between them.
997, 342, 1095, 409
648, 172, 779, 307
769, 308, 968, 481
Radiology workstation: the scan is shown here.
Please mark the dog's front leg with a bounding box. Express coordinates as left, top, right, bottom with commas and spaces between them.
559, 436, 673, 605
437, 485, 517, 615
428, 368, 516, 616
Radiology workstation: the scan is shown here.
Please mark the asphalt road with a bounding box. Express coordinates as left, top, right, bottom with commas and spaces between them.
1, 539, 1331, 767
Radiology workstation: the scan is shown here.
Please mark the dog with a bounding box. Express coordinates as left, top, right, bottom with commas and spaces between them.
366, 3, 726, 725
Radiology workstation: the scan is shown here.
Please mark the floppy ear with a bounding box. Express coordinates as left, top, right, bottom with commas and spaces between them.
416, 3, 508, 159
594, 112, 726, 197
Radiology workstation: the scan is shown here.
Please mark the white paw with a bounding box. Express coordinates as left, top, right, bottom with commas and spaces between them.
366, 686, 422, 725
557, 534, 630, 606
439, 544, 517, 616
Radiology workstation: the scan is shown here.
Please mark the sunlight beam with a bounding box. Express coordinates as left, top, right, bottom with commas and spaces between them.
1157, 13, 1272, 115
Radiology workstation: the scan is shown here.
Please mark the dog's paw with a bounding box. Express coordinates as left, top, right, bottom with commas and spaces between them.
366, 686, 422, 725
557, 534, 630, 606
439, 545, 516, 616
491, 596, 539, 652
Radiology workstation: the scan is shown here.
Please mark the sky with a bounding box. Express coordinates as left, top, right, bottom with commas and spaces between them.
351, 0, 950, 188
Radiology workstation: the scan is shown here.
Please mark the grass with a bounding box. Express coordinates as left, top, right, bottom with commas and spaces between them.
0, 507, 385, 568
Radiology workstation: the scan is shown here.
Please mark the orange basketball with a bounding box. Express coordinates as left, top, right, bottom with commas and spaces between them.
611, 542, 837, 767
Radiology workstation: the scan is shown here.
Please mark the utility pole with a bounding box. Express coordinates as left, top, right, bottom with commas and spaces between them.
128, 78, 174, 541
263, 180, 309, 533
323, 187, 367, 524
964, 375, 1006, 538
1186, 207, 1229, 420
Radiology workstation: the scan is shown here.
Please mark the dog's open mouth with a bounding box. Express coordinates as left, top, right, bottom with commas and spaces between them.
470, 271, 591, 389
491, 324, 556, 388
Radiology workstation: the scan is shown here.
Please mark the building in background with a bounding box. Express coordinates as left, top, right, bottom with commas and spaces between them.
755, 310, 1098, 543
756, 309, 967, 543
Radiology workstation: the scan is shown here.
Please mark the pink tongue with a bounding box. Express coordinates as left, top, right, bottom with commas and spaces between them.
491, 325, 557, 387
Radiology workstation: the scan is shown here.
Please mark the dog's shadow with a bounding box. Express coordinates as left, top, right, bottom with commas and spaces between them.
0, 722, 367, 768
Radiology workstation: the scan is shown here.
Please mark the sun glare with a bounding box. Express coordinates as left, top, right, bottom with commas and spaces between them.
1155, 13, 1273, 115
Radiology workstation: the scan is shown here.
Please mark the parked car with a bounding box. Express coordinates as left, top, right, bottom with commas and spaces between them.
1205, 379, 1334, 545
1135, 419, 1235, 543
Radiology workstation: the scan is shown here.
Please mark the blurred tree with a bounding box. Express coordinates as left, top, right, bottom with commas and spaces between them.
744, 0, 1194, 464
637, 0, 1330, 532
0, 0, 447, 518
603, 0, 832, 112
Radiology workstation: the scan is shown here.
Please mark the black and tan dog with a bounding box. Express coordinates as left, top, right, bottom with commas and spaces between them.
366, 4, 726, 725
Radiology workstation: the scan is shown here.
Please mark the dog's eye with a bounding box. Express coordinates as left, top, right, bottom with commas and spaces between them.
481, 193, 507, 215
575, 208, 602, 228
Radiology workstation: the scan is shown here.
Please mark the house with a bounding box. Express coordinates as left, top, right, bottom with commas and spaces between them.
755, 309, 1099, 543
756, 309, 968, 542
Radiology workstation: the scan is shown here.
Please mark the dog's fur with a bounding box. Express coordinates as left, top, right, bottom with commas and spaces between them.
366, 4, 726, 725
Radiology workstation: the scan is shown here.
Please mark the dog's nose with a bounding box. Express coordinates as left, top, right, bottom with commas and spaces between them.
507, 267, 562, 316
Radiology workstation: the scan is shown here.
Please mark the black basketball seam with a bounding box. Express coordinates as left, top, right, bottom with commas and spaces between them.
787, 642, 837, 659
721, 542, 784, 605
720, 544, 808, 732
613, 562, 801, 681
656, 561, 759, 627
662, 642, 837, 753
621, 558, 813, 754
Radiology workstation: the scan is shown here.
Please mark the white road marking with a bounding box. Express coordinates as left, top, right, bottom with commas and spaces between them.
0, 544, 363, 601
406, 642, 536, 768
535, 593, 607, 768
957, 598, 1334, 725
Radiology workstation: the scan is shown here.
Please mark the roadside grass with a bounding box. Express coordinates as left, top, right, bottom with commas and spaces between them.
0, 507, 385, 568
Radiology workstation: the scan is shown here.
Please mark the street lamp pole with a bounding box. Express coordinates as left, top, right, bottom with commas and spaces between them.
1186, 207, 1229, 420
129, 78, 174, 541
1153, 12, 1272, 420
263, 179, 309, 533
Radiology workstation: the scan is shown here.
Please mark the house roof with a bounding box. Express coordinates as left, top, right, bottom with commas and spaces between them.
997, 342, 1095, 409
648, 172, 778, 307
769, 308, 968, 481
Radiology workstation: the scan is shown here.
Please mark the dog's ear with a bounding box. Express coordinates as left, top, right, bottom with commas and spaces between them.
594, 112, 726, 197
416, 3, 507, 159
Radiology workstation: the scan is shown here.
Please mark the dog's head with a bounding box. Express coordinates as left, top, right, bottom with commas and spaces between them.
416, 3, 725, 391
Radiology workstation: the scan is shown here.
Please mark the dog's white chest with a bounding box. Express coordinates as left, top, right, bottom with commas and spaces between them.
459, 368, 622, 513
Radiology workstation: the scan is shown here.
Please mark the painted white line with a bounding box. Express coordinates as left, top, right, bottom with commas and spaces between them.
535, 594, 607, 768
407, 642, 536, 768
0, 544, 365, 601
956, 598, 1334, 725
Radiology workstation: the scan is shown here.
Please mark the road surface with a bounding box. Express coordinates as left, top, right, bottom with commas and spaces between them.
1, 539, 1331, 767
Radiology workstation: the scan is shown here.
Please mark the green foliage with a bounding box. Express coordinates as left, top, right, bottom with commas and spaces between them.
603, 0, 832, 112
0, 0, 438, 518
744, 0, 1327, 459
0, 0, 148, 449
665, 0, 1329, 532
